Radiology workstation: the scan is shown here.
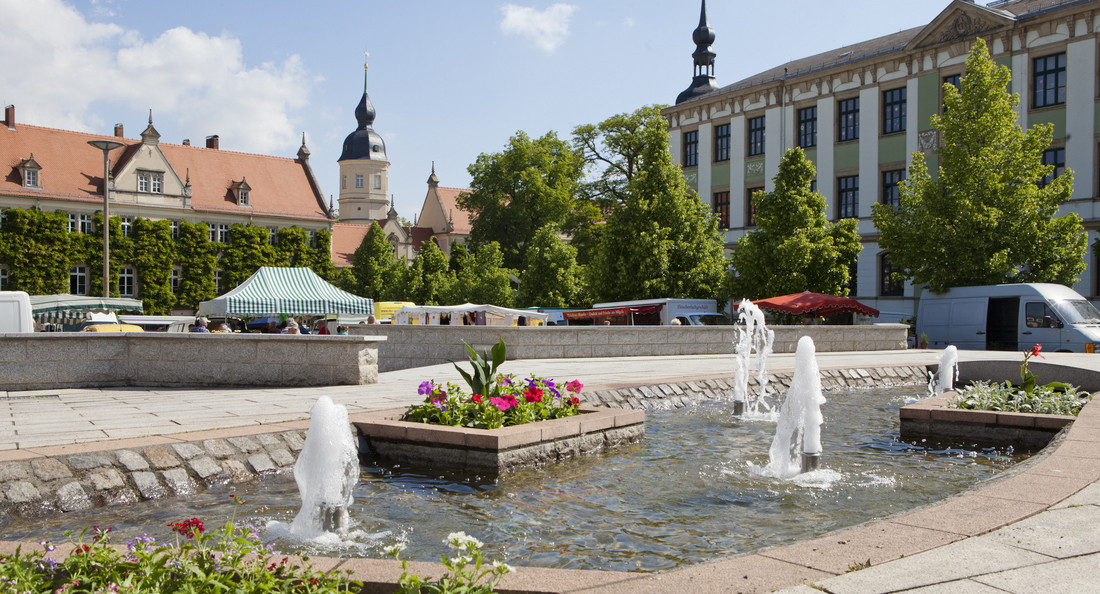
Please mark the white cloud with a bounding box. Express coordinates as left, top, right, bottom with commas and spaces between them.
499, 3, 576, 53
623, 17, 635, 28
0, 0, 316, 154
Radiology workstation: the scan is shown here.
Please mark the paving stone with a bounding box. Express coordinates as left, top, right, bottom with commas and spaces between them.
89, 468, 125, 491
172, 443, 204, 460
221, 458, 252, 480
270, 448, 296, 467
115, 450, 150, 472
65, 453, 112, 470
31, 458, 72, 480
247, 453, 276, 473
228, 436, 261, 453
973, 551, 1100, 593
143, 446, 181, 469
4, 480, 41, 503
279, 431, 304, 451
102, 486, 138, 506
202, 439, 238, 458
188, 456, 223, 480
56, 481, 92, 512
256, 433, 282, 448
0, 461, 30, 481
132, 471, 167, 500
161, 468, 196, 496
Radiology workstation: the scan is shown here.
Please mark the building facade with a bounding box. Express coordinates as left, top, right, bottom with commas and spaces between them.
664, 0, 1100, 316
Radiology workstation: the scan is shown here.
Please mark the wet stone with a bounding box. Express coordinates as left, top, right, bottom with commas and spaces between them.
269, 448, 296, 468
56, 481, 92, 512
143, 446, 181, 469
228, 436, 261, 453
5, 480, 41, 503
132, 471, 167, 500
188, 456, 223, 480
247, 453, 276, 474
65, 454, 113, 471
202, 439, 237, 458
102, 487, 138, 507
221, 459, 252, 480
161, 468, 195, 496
31, 458, 71, 481
116, 450, 150, 472
172, 443, 204, 460
89, 468, 125, 491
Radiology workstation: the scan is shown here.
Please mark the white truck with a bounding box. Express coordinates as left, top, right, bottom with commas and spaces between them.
0, 291, 35, 333
916, 283, 1100, 353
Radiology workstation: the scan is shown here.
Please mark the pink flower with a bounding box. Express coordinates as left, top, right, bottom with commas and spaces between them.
565, 380, 583, 393
489, 397, 513, 411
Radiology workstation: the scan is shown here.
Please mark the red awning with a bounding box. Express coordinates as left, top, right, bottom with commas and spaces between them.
562, 304, 663, 320
751, 291, 879, 317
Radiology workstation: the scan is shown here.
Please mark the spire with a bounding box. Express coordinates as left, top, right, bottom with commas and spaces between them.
427, 161, 440, 187
339, 54, 388, 162
387, 194, 398, 219
676, 0, 719, 105
297, 132, 310, 160
141, 108, 161, 144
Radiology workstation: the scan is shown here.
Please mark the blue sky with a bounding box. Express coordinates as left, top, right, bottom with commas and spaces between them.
2, 0, 950, 221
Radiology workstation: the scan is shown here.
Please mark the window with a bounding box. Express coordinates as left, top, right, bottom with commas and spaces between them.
847, 260, 858, 297
355, 174, 364, 189
714, 124, 730, 162
342, 175, 347, 189
1026, 302, 1061, 328
24, 169, 38, 188
170, 268, 181, 294
218, 224, 230, 244
170, 221, 180, 240
713, 191, 730, 228
137, 171, 163, 193
70, 266, 88, 296
214, 269, 223, 294
68, 214, 77, 233
746, 187, 764, 226
683, 130, 699, 167
79, 214, 94, 234
119, 267, 136, 297
797, 106, 817, 148
747, 116, 765, 157
120, 217, 133, 238
151, 174, 163, 194
838, 97, 859, 142
239, 190, 249, 206
0, 267, 7, 290
943, 74, 961, 90
374, 174, 382, 190
881, 169, 906, 209
308, 231, 317, 248
838, 175, 859, 219
880, 253, 903, 297
208, 224, 217, 242
1040, 147, 1065, 188
1033, 53, 1066, 108
269, 227, 278, 245
882, 88, 906, 134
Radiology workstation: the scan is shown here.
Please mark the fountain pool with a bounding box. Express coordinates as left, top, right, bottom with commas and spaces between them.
1, 385, 1024, 573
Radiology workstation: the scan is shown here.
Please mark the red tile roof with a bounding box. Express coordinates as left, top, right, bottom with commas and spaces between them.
436, 186, 473, 235
2, 121, 329, 222
331, 222, 373, 268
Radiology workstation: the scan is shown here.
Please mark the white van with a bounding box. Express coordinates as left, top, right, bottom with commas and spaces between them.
916, 283, 1100, 353
0, 291, 35, 333
588, 298, 726, 325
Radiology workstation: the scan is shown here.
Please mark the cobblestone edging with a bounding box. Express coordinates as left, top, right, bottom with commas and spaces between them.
579, 365, 931, 410
0, 430, 306, 518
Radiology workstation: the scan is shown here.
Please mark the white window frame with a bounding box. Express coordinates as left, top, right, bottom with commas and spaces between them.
355, 174, 364, 189
151, 173, 163, 193
269, 227, 278, 245
239, 190, 249, 205
120, 217, 133, 238
218, 224, 230, 244
24, 169, 39, 188
208, 224, 217, 242
374, 174, 382, 190
214, 269, 223, 294
70, 265, 88, 296
138, 172, 150, 193
79, 214, 94, 234
170, 221, 180, 240
0, 267, 7, 290
119, 266, 136, 297
68, 214, 77, 233
170, 267, 181, 294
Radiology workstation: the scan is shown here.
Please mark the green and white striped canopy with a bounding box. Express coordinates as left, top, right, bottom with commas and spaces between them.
196, 267, 373, 317
29, 294, 144, 324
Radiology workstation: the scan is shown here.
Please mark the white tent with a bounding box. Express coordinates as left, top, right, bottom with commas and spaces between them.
393, 303, 548, 326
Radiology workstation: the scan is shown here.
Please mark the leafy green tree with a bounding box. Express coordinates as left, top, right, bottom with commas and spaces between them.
131, 218, 176, 314
406, 239, 454, 305
176, 221, 217, 308
447, 241, 514, 306
222, 224, 274, 289
586, 110, 727, 303
517, 225, 587, 307
729, 148, 862, 300
350, 222, 406, 301
459, 131, 586, 269
448, 243, 471, 276
0, 209, 70, 294
872, 38, 1086, 293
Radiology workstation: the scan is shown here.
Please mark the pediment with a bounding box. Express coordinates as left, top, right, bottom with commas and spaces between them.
906, 1, 1015, 51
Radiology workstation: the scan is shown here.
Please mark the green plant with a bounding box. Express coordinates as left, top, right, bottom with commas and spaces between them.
405, 375, 584, 429
951, 380, 1090, 415
847, 559, 872, 572
453, 339, 507, 399
387, 532, 513, 593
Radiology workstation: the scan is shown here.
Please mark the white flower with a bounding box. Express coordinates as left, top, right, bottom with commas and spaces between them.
445, 531, 484, 550
492, 561, 515, 574
384, 543, 407, 557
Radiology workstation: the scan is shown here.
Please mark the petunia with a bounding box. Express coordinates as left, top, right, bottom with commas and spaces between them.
565, 380, 583, 393
418, 381, 433, 396
472, 393, 483, 403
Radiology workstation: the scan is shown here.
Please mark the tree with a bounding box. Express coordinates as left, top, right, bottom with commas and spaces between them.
872, 38, 1086, 293
459, 131, 586, 269
349, 222, 404, 301
406, 239, 454, 305
729, 148, 862, 300
517, 225, 587, 308
586, 108, 727, 303
447, 242, 514, 307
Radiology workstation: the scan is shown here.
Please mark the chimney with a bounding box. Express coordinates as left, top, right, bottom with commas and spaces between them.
4, 105, 14, 130
205, 135, 219, 149
114, 123, 124, 138
182, 139, 190, 146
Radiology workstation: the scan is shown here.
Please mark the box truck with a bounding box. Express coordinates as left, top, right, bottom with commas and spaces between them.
564, 298, 726, 326
0, 291, 34, 333
916, 283, 1100, 352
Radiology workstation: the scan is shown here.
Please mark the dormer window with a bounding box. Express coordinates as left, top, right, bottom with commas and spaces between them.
138, 170, 164, 193
18, 154, 42, 188
230, 178, 251, 206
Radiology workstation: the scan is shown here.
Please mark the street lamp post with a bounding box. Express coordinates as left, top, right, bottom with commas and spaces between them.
87, 140, 123, 298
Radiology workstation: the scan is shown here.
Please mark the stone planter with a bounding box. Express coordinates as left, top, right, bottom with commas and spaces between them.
899, 391, 1074, 450
351, 407, 645, 474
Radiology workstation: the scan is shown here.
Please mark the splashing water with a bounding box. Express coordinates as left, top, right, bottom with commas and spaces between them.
732, 299, 775, 416
927, 346, 959, 396
761, 336, 829, 479
282, 396, 360, 539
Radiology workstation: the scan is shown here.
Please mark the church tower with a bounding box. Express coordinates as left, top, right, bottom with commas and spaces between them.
676, 0, 719, 105
337, 57, 390, 223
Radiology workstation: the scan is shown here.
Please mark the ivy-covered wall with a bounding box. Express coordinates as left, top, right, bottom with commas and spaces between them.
0, 207, 336, 315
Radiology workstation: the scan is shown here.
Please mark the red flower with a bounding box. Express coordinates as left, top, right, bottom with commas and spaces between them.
523, 388, 543, 403
1030, 344, 1044, 359
570, 396, 580, 406
168, 517, 205, 539
73, 544, 91, 555
472, 394, 483, 403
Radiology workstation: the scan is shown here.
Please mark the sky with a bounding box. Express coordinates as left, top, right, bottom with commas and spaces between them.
2, 0, 953, 221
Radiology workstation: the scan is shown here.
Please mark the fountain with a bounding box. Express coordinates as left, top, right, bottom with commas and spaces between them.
762, 336, 827, 477
732, 299, 775, 415
929, 346, 959, 395
287, 396, 360, 537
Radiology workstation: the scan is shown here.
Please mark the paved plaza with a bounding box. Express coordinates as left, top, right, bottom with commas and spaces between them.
2, 349, 1098, 592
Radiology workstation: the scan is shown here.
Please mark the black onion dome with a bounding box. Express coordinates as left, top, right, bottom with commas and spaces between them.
338, 92, 388, 161
692, 0, 715, 46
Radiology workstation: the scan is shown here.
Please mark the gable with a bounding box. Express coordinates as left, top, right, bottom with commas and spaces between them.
906, 1, 1015, 51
